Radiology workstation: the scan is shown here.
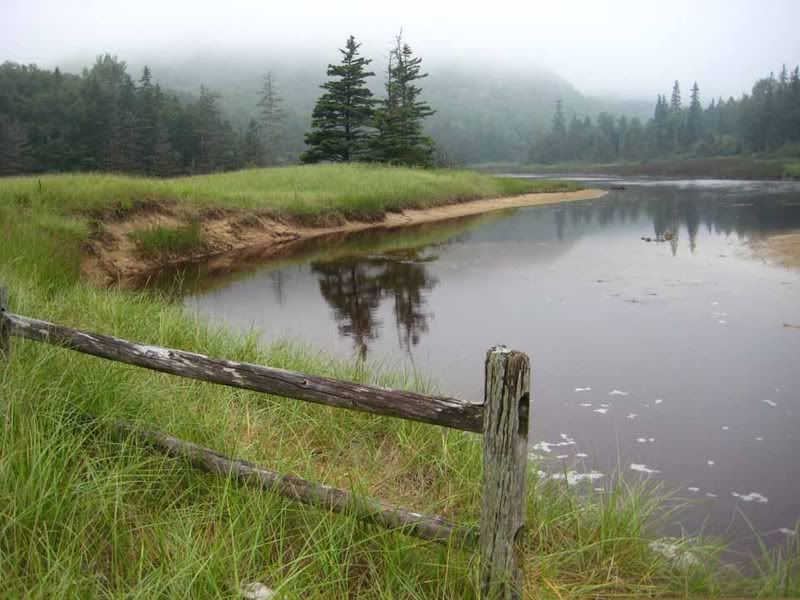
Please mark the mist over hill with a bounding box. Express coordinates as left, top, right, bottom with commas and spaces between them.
111, 52, 652, 164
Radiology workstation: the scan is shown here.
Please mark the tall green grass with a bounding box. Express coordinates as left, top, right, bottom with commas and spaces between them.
0, 164, 582, 226
0, 164, 797, 597
129, 221, 207, 257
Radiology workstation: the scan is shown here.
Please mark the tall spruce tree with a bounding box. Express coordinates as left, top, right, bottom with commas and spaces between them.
370, 34, 435, 166
257, 71, 285, 165
302, 35, 375, 163
686, 81, 703, 145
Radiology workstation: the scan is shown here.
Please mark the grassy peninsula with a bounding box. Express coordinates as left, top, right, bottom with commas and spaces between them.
0, 164, 797, 598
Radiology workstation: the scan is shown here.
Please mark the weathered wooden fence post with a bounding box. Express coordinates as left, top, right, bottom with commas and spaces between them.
0, 286, 10, 360
480, 346, 531, 599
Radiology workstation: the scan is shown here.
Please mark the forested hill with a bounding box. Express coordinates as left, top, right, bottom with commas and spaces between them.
110, 54, 652, 164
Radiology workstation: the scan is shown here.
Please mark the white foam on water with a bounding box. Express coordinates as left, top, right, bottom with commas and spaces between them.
712, 301, 720, 306
626, 413, 638, 419
609, 389, 629, 396
532, 434, 576, 453
580, 403, 592, 407
718, 320, 727, 324
763, 399, 778, 407
705, 493, 718, 498
574, 387, 591, 392
575, 452, 588, 458
779, 528, 796, 536
600, 403, 611, 408
630, 463, 660, 474
732, 491, 769, 503
593, 408, 608, 414
556, 454, 568, 459
636, 437, 655, 443
649, 539, 699, 568
687, 487, 700, 492
722, 426, 730, 430
707, 460, 715, 466
755, 436, 764, 441
654, 398, 663, 404
551, 470, 605, 485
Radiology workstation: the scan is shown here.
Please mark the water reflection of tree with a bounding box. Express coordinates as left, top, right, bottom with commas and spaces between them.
311, 250, 439, 358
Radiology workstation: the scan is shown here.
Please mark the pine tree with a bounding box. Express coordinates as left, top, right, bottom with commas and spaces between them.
549, 99, 567, 161
302, 35, 375, 163
195, 85, 223, 172
670, 80, 682, 112
151, 122, 180, 176
104, 76, 138, 172
242, 118, 266, 166
685, 82, 703, 146
135, 66, 159, 173
370, 34, 435, 166
0, 118, 33, 174
257, 72, 285, 165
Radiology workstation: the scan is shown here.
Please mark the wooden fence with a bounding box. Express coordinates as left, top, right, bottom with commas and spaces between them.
0, 286, 531, 599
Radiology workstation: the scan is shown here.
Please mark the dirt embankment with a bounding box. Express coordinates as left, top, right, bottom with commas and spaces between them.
82, 188, 605, 287
749, 232, 800, 271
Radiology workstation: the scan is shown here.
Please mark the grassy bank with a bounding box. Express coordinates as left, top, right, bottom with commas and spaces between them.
0, 163, 581, 223
0, 164, 797, 597
479, 157, 800, 180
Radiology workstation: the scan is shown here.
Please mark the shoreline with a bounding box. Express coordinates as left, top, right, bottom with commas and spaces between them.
749, 231, 800, 271
83, 188, 606, 286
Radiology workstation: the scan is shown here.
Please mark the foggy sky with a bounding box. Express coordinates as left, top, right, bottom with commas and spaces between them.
3, 0, 799, 100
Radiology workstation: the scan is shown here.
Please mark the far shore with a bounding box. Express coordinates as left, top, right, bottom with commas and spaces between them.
477, 156, 800, 180
84, 188, 606, 286
749, 231, 800, 271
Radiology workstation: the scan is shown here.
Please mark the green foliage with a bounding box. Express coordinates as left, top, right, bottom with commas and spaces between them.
301, 36, 376, 163
128, 222, 206, 257
0, 56, 246, 176
257, 71, 286, 165
531, 64, 800, 164
370, 35, 436, 167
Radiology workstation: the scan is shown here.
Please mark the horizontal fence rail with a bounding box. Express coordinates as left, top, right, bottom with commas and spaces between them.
0, 286, 531, 598
113, 419, 477, 546
2, 311, 484, 433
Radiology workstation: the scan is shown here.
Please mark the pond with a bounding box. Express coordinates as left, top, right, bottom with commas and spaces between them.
172, 178, 800, 552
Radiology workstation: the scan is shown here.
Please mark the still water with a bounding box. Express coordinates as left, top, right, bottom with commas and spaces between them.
180, 178, 800, 550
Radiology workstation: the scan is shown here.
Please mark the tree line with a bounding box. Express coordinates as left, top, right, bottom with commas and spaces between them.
0, 54, 293, 176
0, 33, 436, 176
530, 65, 800, 163
302, 34, 435, 166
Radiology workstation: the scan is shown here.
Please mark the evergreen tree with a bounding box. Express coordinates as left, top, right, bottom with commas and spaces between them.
135, 66, 159, 173
195, 85, 223, 172
257, 71, 285, 165
550, 99, 567, 161
0, 118, 33, 174
302, 35, 375, 163
104, 76, 138, 172
151, 123, 180, 176
670, 80, 682, 112
242, 118, 266, 166
370, 34, 435, 166
686, 81, 703, 146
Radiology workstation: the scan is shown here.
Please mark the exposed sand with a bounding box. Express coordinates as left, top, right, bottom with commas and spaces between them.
82, 188, 605, 286
749, 232, 800, 271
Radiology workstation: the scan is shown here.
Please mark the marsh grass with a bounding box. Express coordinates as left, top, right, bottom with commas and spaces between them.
129, 221, 207, 257
0, 164, 582, 226
0, 164, 797, 597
